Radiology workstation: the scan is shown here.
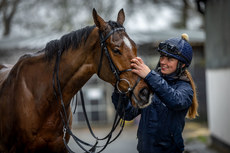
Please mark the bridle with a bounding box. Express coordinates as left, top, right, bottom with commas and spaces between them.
52, 25, 141, 153
97, 26, 141, 96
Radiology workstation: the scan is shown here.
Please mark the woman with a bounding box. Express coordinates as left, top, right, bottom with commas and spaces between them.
112, 33, 199, 153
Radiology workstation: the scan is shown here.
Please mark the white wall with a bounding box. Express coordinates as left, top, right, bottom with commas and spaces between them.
206, 68, 230, 145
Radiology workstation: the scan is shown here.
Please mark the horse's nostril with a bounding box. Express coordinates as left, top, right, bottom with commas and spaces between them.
139, 88, 150, 102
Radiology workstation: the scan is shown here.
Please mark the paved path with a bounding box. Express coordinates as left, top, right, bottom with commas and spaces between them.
68, 122, 220, 153
68, 125, 138, 153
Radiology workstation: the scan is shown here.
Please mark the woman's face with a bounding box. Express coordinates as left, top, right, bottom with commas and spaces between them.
159, 55, 178, 75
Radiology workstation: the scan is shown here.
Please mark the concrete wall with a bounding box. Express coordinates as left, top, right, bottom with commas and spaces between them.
205, 0, 230, 149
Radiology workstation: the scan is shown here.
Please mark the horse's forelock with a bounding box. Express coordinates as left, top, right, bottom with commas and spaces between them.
108, 20, 123, 29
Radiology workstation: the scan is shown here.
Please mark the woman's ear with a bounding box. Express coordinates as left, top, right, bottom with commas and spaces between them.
182, 63, 186, 68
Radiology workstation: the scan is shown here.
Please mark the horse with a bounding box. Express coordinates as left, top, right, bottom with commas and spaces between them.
0, 9, 151, 153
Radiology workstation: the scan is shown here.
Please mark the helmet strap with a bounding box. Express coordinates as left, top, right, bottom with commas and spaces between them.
155, 60, 186, 77
155, 61, 161, 72
176, 61, 186, 77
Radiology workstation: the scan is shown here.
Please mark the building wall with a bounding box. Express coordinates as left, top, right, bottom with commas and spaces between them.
205, 0, 230, 149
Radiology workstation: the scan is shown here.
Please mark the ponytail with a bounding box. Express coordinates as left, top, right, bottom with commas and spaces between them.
185, 70, 199, 119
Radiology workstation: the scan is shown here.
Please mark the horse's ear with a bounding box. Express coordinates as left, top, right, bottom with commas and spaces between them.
92, 8, 107, 31
117, 8, 125, 25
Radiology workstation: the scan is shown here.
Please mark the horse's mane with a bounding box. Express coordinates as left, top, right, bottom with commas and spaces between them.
44, 25, 96, 61
43, 21, 123, 62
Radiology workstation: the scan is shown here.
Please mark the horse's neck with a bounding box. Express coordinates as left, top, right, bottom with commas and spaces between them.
51, 45, 101, 105
10, 50, 95, 107
11, 31, 99, 109
58, 53, 96, 103
59, 30, 101, 102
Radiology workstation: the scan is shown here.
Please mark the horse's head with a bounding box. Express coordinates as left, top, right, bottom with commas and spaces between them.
93, 9, 152, 108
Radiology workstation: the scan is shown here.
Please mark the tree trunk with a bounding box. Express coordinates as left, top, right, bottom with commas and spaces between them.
182, 0, 189, 28
1, 0, 20, 36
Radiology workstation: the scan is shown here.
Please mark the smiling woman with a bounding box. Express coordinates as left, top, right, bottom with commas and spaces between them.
112, 33, 199, 153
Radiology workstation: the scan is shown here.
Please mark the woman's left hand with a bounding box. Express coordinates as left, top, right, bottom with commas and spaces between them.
131, 57, 151, 78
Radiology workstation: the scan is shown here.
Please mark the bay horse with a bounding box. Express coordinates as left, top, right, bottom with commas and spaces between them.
0, 9, 151, 153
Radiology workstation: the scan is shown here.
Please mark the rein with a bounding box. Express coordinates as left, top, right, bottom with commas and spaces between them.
52, 26, 140, 153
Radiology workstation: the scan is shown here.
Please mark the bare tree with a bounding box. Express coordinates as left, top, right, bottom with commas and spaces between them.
0, 0, 6, 10
0, 0, 21, 36
182, 0, 189, 28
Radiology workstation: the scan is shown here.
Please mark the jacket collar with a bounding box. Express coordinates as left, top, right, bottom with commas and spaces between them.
157, 69, 189, 82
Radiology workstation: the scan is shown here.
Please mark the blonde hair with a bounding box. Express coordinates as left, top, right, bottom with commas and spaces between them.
184, 69, 199, 119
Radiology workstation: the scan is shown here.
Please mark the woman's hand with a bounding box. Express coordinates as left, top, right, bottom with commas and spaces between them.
131, 57, 151, 78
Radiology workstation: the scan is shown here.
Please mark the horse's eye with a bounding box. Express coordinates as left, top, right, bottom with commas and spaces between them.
112, 49, 121, 55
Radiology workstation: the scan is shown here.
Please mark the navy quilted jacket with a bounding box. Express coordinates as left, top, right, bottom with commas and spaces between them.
112, 70, 193, 153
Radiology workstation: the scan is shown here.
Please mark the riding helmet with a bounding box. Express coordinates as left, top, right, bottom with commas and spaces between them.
157, 33, 193, 67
